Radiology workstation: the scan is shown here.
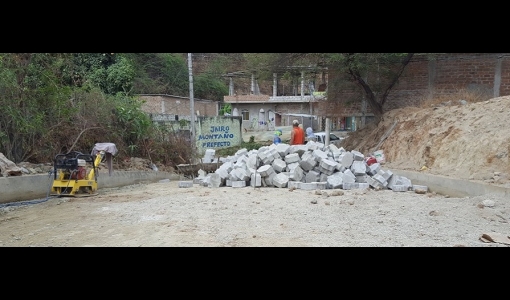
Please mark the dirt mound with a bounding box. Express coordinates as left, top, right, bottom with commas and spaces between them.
342, 96, 510, 186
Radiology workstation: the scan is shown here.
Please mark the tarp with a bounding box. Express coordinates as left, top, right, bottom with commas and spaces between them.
91, 143, 117, 176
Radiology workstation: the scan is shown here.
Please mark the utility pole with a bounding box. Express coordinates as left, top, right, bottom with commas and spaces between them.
188, 53, 196, 163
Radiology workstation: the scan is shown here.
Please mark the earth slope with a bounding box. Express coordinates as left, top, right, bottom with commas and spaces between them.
341, 96, 510, 187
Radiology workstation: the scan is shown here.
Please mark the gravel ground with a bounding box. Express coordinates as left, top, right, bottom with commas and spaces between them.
1, 180, 508, 247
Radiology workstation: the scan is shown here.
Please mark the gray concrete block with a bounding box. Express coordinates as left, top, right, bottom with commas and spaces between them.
306, 170, 320, 183
358, 183, 370, 190
351, 150, 365, 161
413, 185, 428, 194
391, 185, 409, 192
288, 180, 301, 189
289, 165, 304, 182
257, 164, 274, 177
368, 163, 381, 176
273, 173, 289, 188
340, 152, 354, 168
351, 160, 367, 175
250, 173, 262, 187
355, 174, 368, 183
231, 180, 246, 188
178, 181, 193, 188
312, 181, 327, 190
271, 158, 287, 173
342, 182, 359, 190
300, 182, 318, 190
284, 153, 300, 164
327, 173, 343, 189
208, 173, 221, 188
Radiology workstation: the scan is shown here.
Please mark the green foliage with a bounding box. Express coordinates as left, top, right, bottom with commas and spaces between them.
0, 53, 76, 162
179, 119, 189, 128
112, 93, 152, 146
215, 138, 267, 157
194, 73, 228, 101
219, 103, 232, 116
127, 53, 189, 95
193, 55, 229, 101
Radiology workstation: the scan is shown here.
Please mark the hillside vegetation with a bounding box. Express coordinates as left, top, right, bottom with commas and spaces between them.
0, 53, 232, 168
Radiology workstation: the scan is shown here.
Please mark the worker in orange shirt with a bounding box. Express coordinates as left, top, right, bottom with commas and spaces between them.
290, 120, 305, 145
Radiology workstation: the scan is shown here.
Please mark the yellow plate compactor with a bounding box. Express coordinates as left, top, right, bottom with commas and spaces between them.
50, 150, 105, 197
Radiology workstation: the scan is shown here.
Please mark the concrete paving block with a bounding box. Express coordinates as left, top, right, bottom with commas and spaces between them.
366, 176, 384, 189
215, 166, 229, 179
257, 164, 274, 177
312, 181, 327, 190
273, 173, 289, 188
312, 149, 328, 162
178, 181, 193, 188
351, 150, 365, 161
358, 183, 370, 190
413, 185, 428, 194
351, 160, 367, 175
276, 143, 290, 157
319, 173, 329, 183
300, 182, 318, 190
209, 173, 221, 188
289, 165, 304, 182
319, 158, 337, 171
272, 158, 287, 173
284, 153, 300, 164
368, 163, 381, 176
250, 173, 262, 187
342, 169, 356, 183
266, 172, 276, 187
306, 170, 320, 183
339, 152, 354, 168
231, 180, 246, 188
384, 169, 394, 181
299, 152, 317, 171
355, 174, 368, 183
288, 180, 301, 189
286, 162, 299, 172
391, 185, 409, 192
234, 148, 248, 157
327, 173, 343, 189
342, 182, 359, 190
373, 174, 388, 186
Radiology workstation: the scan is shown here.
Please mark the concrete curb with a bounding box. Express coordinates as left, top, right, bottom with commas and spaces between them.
392, 169, 510, 198
2, 169, 509, 205
0, 171, 181, 204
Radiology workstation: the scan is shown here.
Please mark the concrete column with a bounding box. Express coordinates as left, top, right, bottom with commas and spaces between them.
251, 74, 255, 94
273, 73, 277, 97
494, 56, 502, 98
325, 118, 330, 146
229, 77, 234, 96
301, 71, 305, 100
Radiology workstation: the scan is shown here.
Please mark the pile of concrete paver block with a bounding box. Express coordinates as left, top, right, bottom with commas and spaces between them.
180, 141, 428, 193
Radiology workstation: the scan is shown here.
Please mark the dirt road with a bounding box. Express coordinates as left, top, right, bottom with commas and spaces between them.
0, 179, 508, 247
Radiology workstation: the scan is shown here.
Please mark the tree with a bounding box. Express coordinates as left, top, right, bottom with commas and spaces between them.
326, 53, 414, 123
242, 53, 415, 124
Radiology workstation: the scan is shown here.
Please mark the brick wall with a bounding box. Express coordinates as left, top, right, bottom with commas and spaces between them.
317, 53, 510, 117
138, 94, 218, 119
